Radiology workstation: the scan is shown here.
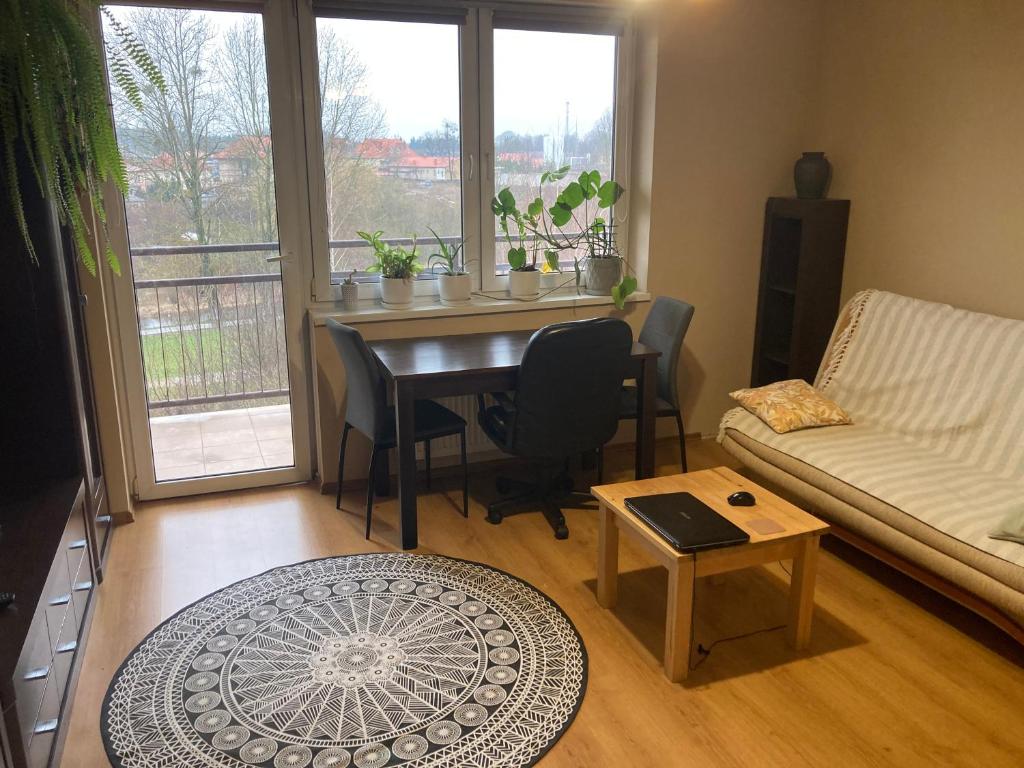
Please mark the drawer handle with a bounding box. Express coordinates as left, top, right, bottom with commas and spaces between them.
96, 514, 112, 525
24, 666, 49, 681
56, 640, 77, 654
69, 539, 87, 550
48, 594, 71, 607
74, 580, 93, 592
33, 719, 59, 735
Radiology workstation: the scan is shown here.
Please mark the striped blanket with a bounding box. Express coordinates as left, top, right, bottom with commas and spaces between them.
721, 290, 1024, 566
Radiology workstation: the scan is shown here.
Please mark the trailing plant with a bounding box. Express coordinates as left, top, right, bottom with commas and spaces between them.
357, 230, 423, 280
426, 227, 467, 276
0, 0, 164, 274
491, 166, 636, 307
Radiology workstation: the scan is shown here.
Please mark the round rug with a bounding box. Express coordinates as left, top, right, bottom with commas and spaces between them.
103, 553, 587, 768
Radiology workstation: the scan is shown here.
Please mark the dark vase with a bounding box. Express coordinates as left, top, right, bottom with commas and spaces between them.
793, 151, 832, 199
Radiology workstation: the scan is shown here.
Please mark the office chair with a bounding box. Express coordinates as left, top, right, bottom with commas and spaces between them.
326, 319, 469, 538
618, 297, 694, 473
477, 317, 633, 539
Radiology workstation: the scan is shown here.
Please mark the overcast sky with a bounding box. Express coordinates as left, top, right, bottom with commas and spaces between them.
105, 7, 615, 141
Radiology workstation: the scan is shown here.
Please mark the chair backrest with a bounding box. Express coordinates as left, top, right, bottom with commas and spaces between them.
509, 317, 633, 459
638, 297, 695, 409
325, 319, 386, 439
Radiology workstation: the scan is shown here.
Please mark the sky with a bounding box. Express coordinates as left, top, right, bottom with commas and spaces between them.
105, 6, 616, 143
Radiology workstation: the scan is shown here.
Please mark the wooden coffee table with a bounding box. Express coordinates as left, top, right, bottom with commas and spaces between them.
592, 467, 829, 681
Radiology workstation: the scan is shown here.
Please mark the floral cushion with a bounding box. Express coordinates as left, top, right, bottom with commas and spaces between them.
729, 379, 851, 434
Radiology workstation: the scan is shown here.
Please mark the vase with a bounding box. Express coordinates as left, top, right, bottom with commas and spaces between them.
584, 258, 622, 296
379, 276, 414, 309
508, 269, 540, 299
340, 282, 359, 311
438, 273, 472, 305
794, 152, 832, 199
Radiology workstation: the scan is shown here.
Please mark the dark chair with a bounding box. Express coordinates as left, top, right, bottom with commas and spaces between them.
326, 319, 468, 538
618, 297, 694, 473
477, 317, 633, 539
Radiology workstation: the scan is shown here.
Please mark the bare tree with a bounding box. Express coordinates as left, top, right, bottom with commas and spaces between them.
116, 8, 220, 248
219, 17, 277, 244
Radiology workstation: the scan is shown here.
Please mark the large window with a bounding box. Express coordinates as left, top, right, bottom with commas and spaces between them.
491, 27, 617, 280
314, 17, 463, 280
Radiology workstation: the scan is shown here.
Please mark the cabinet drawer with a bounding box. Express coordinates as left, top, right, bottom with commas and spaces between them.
13, 611, 52, 744
42, 556, 73, 656
27, 678, 60, 768
50, 613, 79, 701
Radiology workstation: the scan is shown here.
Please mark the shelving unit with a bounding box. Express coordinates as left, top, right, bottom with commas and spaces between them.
750, 197, 850, 387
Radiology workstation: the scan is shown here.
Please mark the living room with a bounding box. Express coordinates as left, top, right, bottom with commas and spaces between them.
0, 1, 1021, 767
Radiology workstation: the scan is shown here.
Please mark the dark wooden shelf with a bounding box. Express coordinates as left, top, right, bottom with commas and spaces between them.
751, 197, 849, 387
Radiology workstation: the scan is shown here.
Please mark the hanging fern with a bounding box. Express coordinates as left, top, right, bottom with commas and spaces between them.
0, 0, 164, 275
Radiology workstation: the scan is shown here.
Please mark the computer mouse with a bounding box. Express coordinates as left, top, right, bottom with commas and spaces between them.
727, 490, 756, 507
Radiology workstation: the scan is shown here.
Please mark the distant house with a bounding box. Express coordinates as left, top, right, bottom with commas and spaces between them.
209, 136, 272, 184
354, 138, 459, 181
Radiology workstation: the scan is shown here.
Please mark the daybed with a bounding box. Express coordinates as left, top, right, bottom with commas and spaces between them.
719, 289, 1024, 641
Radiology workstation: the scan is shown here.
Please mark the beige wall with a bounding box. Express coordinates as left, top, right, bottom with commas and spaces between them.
644, 0, 824, 434
811, 0, 1024, 320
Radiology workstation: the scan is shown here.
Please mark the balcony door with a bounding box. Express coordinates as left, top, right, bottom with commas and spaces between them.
102, 2, 311, 499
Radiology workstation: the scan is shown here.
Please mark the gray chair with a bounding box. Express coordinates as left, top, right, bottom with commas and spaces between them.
618, 297, 695, 473
326, 319, 468, 538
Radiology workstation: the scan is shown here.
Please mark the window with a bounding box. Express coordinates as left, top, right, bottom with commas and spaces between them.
488, 27, 617, 284
313, 16, 463, 281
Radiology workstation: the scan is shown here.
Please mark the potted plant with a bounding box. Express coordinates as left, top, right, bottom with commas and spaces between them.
491, 188, 550, 299
357, 230, 422, 309
340, 270, 359, 310
427, 227, 471, 306
492, 167, 637, 307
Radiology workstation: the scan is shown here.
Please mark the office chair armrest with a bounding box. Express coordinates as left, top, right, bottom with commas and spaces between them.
490, 391, 516, 413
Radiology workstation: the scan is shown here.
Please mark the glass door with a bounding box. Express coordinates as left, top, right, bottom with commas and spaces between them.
102, 3, 310, 498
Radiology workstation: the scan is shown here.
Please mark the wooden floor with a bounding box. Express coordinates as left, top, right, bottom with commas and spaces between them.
64, 439, 1024, 767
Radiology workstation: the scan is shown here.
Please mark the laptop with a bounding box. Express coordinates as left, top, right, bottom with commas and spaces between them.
624, 492, 750, 553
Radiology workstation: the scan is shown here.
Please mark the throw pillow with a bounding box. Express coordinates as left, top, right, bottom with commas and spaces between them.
730, 379, 852, 434
989, 510, 1024, 545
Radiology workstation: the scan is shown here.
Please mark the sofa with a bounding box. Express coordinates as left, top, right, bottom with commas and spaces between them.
719, 289, 1024, 641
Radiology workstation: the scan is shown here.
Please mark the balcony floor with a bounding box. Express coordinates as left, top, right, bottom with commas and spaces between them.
150, 403, 294, 481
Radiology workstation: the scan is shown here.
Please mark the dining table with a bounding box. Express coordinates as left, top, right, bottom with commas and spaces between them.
367, 329, 662, 550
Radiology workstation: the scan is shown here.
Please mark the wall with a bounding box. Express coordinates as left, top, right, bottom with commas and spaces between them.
811, 0, 1024, 320
643, 0, 824, 434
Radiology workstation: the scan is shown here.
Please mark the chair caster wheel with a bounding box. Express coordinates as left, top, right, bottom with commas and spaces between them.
554, 526, 569, 540
495, 477, 513, 494
487, 510, 503, 525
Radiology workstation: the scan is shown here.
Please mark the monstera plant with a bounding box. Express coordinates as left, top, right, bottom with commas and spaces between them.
0, 0, 163, 274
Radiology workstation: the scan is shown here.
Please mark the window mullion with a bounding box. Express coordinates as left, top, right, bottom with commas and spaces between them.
477, 9, 500, 292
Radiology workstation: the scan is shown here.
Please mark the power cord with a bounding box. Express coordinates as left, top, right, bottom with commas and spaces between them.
686, 553, 789, 672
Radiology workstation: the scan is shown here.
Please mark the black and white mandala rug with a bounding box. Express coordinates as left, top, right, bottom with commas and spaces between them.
103, 554, 587, 768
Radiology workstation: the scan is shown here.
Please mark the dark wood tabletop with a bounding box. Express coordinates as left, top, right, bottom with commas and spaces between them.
369, 329, 659, 381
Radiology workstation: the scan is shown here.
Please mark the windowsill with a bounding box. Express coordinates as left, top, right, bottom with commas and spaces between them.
309, 288, 651, 326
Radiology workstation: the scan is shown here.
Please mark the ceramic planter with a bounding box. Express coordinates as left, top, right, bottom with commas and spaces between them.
438, 273, 472, 305
584, 258, 622, 296
508, 269, 540, 299
379, 276, 414, 309
340, 282, 359, 310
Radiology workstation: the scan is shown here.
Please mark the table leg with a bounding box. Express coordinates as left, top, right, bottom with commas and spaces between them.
665, 557, 695, 682
787, 535, 820, 649
394, 380, 418, 550
597, 504, 619, 608
635, 355, 658, 479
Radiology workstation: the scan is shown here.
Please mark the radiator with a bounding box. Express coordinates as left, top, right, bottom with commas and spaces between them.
416, 395, 494, 461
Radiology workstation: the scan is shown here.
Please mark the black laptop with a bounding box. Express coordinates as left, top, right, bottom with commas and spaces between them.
624, 492, 750, 553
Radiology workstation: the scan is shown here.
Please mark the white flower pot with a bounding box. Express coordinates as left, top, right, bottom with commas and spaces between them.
438, 273, 472, 305
340, 282, 359, 310
379, 276, 414, 309
508, 269, 540, 299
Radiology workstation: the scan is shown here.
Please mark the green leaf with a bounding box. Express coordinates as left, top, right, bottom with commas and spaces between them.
597, 180, 624, 208
548, 202, 573, 227
497, 187, 517, 214
611, 275, 638, 309
527, 197, 544, 218
544, 250, 560, 271
540, 165, 571, 184
579, 170, 599, 200
558, 181, 585, 209
508, 247, 527, 270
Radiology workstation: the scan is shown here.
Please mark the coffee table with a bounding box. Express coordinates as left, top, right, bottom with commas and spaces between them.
592, 466, 829, 681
